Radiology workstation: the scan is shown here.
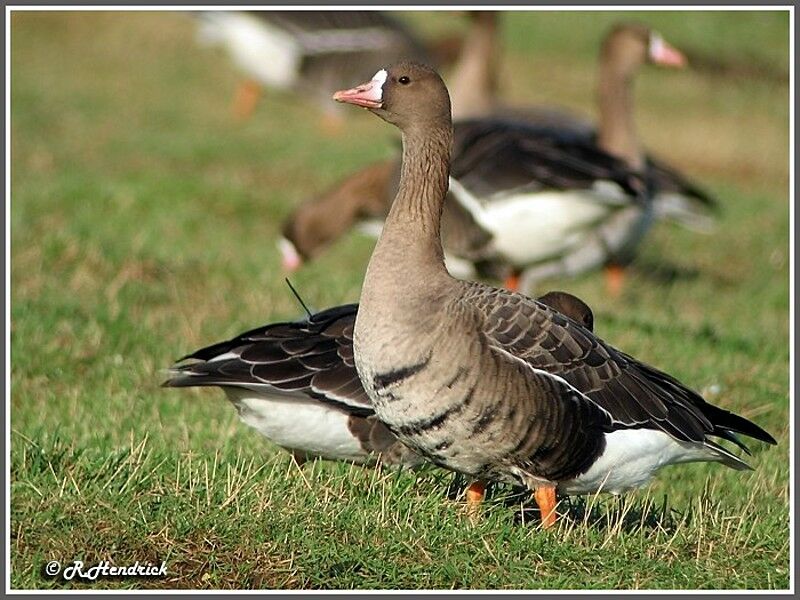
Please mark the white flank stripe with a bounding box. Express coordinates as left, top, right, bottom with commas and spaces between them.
447, 177, 625, 267
560, 429, 718, 495
206, 351, 241, 363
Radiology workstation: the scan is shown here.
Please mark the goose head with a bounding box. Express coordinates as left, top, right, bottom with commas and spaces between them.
536, 291, 594, 331
602, 23, 687, 75
333, 61, 451, 131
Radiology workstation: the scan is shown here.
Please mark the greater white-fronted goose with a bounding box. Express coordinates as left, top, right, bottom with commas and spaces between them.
163, 290, 592, 473
335, 62, 775, 527
164, 303, 419, 466
460, 18, 718, 237
595, 23, 718, 237
279, 159, 399, 272
193, 10, 432, 123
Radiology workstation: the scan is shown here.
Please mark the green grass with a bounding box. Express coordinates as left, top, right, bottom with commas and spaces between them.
10, 10, 790, 590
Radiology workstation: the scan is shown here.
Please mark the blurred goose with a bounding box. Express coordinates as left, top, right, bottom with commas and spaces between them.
280, 23, 714, 293
164, 291, 591, 470
595, 23, 718, 238
455, 17, 718, 237
280, 115, 650, 291
280, 159, 399, 272
194, 10, 433, 123
334, 61, 775, 527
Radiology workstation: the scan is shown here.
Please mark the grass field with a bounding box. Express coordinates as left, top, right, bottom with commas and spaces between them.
9, 10, 791, 590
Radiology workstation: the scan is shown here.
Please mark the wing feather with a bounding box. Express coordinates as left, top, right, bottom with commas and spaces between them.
163, 304, 373, 414
461, 283, 775, 452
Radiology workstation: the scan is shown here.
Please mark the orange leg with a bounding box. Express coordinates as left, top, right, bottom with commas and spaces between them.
466, 480, 487, 519
604, 263, 626, 298
503, 272, 521, 292
233, 79, 262, 121
533, 485, 558, 529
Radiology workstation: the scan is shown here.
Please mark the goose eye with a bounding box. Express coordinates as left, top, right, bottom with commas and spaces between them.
398, 76, 410, 85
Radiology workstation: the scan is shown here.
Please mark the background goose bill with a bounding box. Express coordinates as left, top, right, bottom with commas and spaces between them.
277, 236, 304, 272
648, 33, 687, 67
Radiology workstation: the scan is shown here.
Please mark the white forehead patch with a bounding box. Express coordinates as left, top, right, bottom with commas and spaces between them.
372, 69, 388, 87
648, 33, 664, 59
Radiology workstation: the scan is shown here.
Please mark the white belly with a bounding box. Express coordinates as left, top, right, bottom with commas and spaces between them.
559, 429, 720, 495
225, 389, 370, 463
481, 191, 612, 266
448, 178, 629, 268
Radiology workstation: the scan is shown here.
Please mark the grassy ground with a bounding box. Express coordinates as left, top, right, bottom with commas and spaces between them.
10, 10, 790, 590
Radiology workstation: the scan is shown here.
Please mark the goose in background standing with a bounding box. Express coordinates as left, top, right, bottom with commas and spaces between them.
455, 16, 719, 242
278, 19, 717, 296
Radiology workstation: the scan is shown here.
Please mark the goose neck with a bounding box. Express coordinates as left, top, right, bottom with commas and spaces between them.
449, 12, 499, 120
596, 61, 644, 170
372, 123, 453, 273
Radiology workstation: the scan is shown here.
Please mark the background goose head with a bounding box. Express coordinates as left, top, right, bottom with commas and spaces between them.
279, 200, 338, 270
536, 291, 594, 331
277, 159, 399, 272
333, 61, 451, 132
602, 22, 687, 77
598, 23, 687, 170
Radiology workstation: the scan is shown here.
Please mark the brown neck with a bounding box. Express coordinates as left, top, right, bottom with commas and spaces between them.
596, 58, 644, 170
369, 122, 452, 276
287, 159, 396, 258
449, 12, 498, 120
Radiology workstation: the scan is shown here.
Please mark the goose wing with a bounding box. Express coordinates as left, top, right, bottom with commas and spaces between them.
464, 284, 775, 463
255, 11, 428, 57
163, 304, 374, 416
451, 119, 648, 202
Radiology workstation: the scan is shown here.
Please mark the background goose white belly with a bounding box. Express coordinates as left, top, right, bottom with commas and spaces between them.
448, 177, 631, 267
198, 12, 302, 89
479, 190, 614, 266
225, 389, 368, 462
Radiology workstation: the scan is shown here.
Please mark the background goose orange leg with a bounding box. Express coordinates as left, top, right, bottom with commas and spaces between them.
534, 485, 558, 528
604, 263, 626, 297
503, 271, 521, 292
233, 79, 262, 120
